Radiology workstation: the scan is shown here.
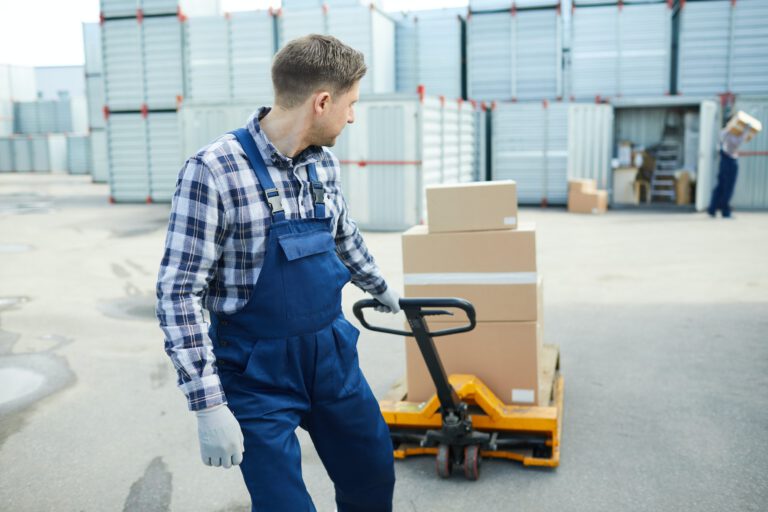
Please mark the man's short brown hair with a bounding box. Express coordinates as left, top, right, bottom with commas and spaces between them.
271, 34, 367, 109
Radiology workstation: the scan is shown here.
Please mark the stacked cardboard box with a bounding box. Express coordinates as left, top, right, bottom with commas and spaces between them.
725, 111, 762, 142
568, 179, 607, 214
402, 180, 547, 406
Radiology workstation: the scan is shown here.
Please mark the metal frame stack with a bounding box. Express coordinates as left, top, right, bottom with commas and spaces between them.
100, 0, 218, 202
83, 22, 107, 182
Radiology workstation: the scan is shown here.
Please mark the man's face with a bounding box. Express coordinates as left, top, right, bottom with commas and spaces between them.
311, 81, 359, 147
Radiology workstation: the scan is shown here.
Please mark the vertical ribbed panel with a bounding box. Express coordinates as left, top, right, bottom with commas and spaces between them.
148, 111, 183, 202
394, 14, 418, 94
103, 18, 144, 109
415, 11, 463, 99
90, 129, 110, 183
567, 103, 614, 190
185, 16, 231, 102
515, 9, 562, 100
108, 113, 149, 202
230, 11, 275, 100
0, 138, 14, 171
571, 6, 619, 99
143, 16, 184, 109
86, 75, 106, 129
83, 23, 103, 76
731, 98, 768, 209
619, 3, 670, 96
468, 12, 512, 101
67, 135, 92, 175
11, 137, 33, 172
678, 0, 731, 96
730, 0, 768, 95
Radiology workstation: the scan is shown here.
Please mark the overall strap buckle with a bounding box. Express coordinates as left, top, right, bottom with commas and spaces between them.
264, 188, 285, 214
311, 181, 325, 205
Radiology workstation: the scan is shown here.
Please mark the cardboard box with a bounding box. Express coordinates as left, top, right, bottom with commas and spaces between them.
402, 224, 539, 322
568, 189, 607, 214
568, 178, 597, 194
675, 170, 692, 205
426, 180, 518, 233
726, 111, 762, 137
405, 320, 542, 405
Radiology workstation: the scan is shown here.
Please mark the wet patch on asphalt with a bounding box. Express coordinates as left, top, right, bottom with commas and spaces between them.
150, 362, 172, 389
0, 193, 55, 216
97, 293, 158, 322
123, 457, 172, 512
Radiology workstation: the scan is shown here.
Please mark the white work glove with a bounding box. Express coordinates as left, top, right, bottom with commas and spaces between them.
372, 287, 401, 314
195, 403, 245, 468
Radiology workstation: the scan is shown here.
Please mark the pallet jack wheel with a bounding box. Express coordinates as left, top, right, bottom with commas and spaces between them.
463, 444, 481, 481
436, 444, 452, 478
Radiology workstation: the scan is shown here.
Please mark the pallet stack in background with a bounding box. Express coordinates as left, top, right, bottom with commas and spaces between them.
401, 181, 555, 407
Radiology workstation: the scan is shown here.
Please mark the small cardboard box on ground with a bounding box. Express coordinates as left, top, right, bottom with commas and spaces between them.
426, 180, 518, 232
402, 224, 539, 322
405, 319, 542, 405
568, 179, 607, 214
675, 170, 693, 205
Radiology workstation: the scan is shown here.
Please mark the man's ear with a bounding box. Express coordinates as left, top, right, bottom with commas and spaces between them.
314, 91, 332, 114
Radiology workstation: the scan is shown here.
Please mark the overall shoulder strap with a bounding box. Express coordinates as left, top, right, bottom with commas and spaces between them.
229, 127, 285, 220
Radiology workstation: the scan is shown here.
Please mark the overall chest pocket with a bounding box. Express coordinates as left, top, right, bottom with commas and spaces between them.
277, 230, 349, 320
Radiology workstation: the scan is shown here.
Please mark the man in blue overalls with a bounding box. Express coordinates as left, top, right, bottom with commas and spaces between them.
707, 117, 754, 218
156, 35, 400, 511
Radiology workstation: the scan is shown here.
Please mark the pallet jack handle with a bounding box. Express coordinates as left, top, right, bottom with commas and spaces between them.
353, 297, 476, 422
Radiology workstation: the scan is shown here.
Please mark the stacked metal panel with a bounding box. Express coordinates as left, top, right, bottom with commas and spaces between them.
102, 18, 145, 110
147, 112, 183, 202
100, 0, 139, 18
90, 130, 110, 183
491, 101, 575, 205
67, 135, 92, 175
279, 4, 396, 95
571, 2, 671, 99
332, 93, 483, 230
30, 134, 67, 173
143, 17, 184, 109
0, 137, 13, 172
11, 137, 33, 172
179, 101, 263, 157
470, 0, 559, 8
184, 11, 276, 102
230, 11, 275, 100
107, 113, 150, 202
13, 98, 81, 134
468, 8, 563, 101
415, 10, 464, 99
101, 0, 219, 17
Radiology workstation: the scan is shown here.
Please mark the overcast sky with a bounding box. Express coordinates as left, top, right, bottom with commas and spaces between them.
0, 0, 469, 67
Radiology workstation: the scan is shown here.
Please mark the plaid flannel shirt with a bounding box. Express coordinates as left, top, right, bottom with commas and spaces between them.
156, 107, 388, 412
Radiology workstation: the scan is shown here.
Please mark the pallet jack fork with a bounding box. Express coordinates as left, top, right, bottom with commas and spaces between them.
353, 298, 563, 480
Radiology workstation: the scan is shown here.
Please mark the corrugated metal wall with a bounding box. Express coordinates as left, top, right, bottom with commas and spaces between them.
0, 138, 13, 171
678, 0, 768, 96
230, 11, 275, 100
731, 97, 768, 209
102, 19, 145, 110
67, 135, 91, 175
90, 130, 109, 183
107, 113, 150, 202
185, 16, 232, 102
148, 112, 183, 202
571, 2, 671, 99
491, 101, 571, 205
468, 8, 562, 102
566, 103, 613, 190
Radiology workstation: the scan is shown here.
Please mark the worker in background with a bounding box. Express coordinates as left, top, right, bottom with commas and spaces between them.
155, 35, 399, 512
707, 118, 753, 218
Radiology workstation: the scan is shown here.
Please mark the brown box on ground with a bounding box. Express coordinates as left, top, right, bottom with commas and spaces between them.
405, 320, 541, 405
426, 180, 518, 232
568, 188, 607, 214
675, 171, 692, 205
568, 179, 597, 194
402, 224, 539, 322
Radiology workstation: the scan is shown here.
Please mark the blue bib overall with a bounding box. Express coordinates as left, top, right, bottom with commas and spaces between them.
208, 128, 395, 511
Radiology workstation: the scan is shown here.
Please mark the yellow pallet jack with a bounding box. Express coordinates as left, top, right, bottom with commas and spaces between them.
353, 297, 563, 480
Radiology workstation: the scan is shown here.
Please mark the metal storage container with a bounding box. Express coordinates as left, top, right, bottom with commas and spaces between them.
14, 102, 40, 134
230, 11, 276, 100
729, 0, 768, 96
325, 5, 396, 94
107, 113, 150, 202
11, 137, 33, 172
140, 0, 220, 17
86, 75, 106, 129
468, 9, 563, 101
0, 137, 14, 171
102, 18, 145, 110
413, 9, 464, 100
83, 23, 103, 76
185, 16, 231, 102
677, 0, 768, 96
30, 134, 67, 172
0, 101, 12, 136
100, 0, 139, 18
491, 101, 569, 205
394, 13, 418, 94
143, 16, 184, 110
278, 6, 328, 45
469, 0, 559, 10
731, 97, 768, 209
334, 93, 483, 230
90, 129, 110, 183
67, 135, 92, 175
571, 3, 671, 99
148, 112, 183, 202
180, 101, 265, 157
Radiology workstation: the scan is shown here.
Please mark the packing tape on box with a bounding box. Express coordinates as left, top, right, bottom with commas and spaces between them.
404, 272, 537, 285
